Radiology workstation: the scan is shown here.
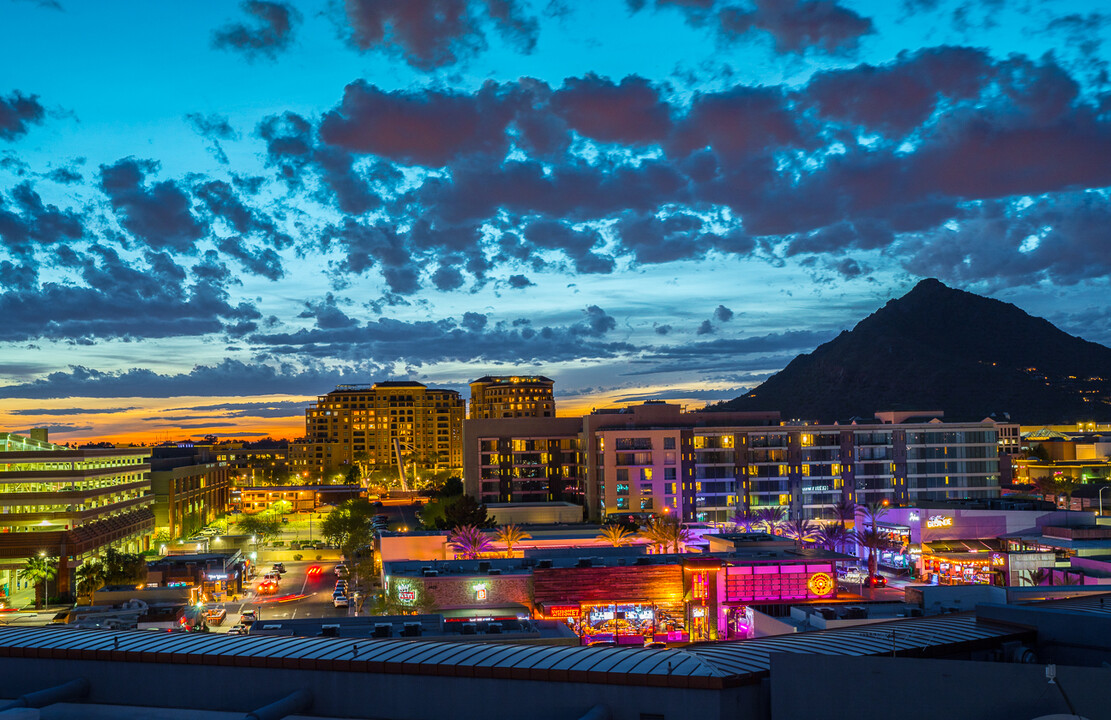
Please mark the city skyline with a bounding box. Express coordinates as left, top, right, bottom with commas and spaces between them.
2, 0, 1110, 442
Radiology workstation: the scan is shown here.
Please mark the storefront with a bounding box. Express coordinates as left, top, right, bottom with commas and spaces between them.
533, 564, 687, 645
920, 551, 1000, 585
715, 560, 838, 639
874, 523, 918, 571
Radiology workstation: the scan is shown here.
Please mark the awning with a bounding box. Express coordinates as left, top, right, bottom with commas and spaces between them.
439, 604, 530, 620
924, 539, 1002, 554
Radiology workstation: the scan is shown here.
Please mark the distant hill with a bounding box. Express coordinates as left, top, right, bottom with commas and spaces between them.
709, 279, 1111, 424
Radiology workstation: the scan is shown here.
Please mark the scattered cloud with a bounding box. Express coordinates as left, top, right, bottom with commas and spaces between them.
212, 1, 300, 61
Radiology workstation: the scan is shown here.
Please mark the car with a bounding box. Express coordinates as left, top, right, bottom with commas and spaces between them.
271, 563, 286, 574
838, 567, 864, 583
226, 624, 248, 635
863, 574, 888, 588
306, 565, 322, 578
257, 580, 279, 595
262, 572, 281, 583
334, 564, 349, 577
333, 596, 349, 608
239, 610, 257, 625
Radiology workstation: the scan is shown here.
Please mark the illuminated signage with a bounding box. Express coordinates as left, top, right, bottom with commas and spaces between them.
474, 584, 487, 602
548, 605, 581, 619
991, 553, 1006, 567
807, 572, 835, 596
909, 512, 920, 522
926, 515, 953, 528
398, 590, 416, 603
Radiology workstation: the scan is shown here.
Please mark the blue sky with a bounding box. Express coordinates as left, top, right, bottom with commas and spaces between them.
1, 0, 1110, 441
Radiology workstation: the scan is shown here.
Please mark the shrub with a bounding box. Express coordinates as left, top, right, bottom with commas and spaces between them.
292, 553, 302, 561
315, 554, 322, 561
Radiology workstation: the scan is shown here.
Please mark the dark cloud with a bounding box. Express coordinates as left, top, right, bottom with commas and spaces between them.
633, 0, 873, 55
45, 166, 82, 184
717, 0, 874, 54
342, 0, 539, 70
99, 158, 206, 252
10, 406, 137, 415
655, 324, 672, 335
0, 247, 259, 342
0, 91, 46, 141
165, 400, 307, 419
549, 74, 671, 146
186, 113, 239, 164
319, 80, 520, 166
802, 46, 991, 135
696, 319, 715, 334
0, 360, 367, 400
249, 305, 631, 364
0, 181, 83, 255
212, 1, 300, 61
714, 304, 734, 322
506, 274, 534, 288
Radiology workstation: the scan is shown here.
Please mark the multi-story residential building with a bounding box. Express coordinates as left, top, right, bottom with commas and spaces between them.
464, 417, 585, 505
207, 443, 289, 485
463, 402, 1008, 523
468, 375, 555, 419
290, 382, 465, 477
149, 446, 231, 539
0, 431, 153, 600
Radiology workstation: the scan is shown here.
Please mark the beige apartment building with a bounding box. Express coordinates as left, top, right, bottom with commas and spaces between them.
290, 382, 465, 477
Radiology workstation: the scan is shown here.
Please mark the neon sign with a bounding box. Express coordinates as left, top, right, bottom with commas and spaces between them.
474, 583, 487, 601
398, 590, 416, 603
926, 515, 953, 528
807, 572, 834, 596
548, 605, 581, 619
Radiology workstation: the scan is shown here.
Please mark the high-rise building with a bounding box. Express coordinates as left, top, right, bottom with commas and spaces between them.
468, 375, 555, 419
0, 431, 153, 600
290, 382, 465, 477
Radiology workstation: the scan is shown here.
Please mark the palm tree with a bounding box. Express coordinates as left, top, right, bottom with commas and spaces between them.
448, 525, 493, 559
75, 559, 107, 605
731, 508, 758, 533
815, 521, 851, 553
18, 556, 57, 609
495, 524, 531, 557
852, 525, 894, 587
831, 498, 857, 524
783, 518, 818, 550
755, 506, 787, 535
597, 525, 635, 547
1022, 568, 1051, 587
639, 517, 671, 553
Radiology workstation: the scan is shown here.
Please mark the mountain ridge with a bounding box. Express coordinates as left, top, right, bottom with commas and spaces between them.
710, 279, 1111, 424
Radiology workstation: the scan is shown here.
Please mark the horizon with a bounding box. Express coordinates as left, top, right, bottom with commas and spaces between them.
2, 1, 1110, 442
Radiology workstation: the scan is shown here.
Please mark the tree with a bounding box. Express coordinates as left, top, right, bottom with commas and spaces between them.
343, 465, 361, 485
437, 476, 464, 498
602, 514, 640, 534
75, 559, 107, 604
437, 495, 494, 530
783, 518, 818, 550
597, 525, 635, 547
731, 508, 758, 533
755, 506, 787, 535
1022, 568, 1051, 587
18, 556, 57, 609
320, 499, 376, 559
236, 514, 281, 543
640, 516, 689, 554
448, 525, 493, 559
831, 499, 857, 524
815, 521, 852, 553
495, 524, 531, 557
102, 548, 147, 585
852, 526, 894, 586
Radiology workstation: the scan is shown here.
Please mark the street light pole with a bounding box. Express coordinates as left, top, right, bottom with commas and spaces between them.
1099, 485, 1110, 518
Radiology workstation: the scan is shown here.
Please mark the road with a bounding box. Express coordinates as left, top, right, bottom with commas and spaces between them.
211, 560, 349, 632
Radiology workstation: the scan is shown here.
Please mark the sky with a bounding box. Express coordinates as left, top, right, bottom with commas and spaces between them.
1, 0, 1110, 443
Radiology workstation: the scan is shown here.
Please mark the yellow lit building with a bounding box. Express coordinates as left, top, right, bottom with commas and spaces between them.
468, 375, 555, 419
290, 382, 464, 477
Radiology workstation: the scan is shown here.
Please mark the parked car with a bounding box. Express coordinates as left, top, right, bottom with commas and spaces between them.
333, 596, 349, 608
864, 574, 888, 588
334, 564, 349, 578
226, 623, 248, 635
271, 562, 286, 574
239, 610, 257, 625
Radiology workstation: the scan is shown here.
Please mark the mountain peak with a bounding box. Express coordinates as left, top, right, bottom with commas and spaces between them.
711, 282, 1111, 423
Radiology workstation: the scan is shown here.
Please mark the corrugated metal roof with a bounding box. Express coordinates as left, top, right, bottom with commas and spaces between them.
0, 612, 1031, 690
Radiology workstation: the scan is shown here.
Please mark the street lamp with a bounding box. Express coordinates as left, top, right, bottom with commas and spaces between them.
1099, 486, 1111, 518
